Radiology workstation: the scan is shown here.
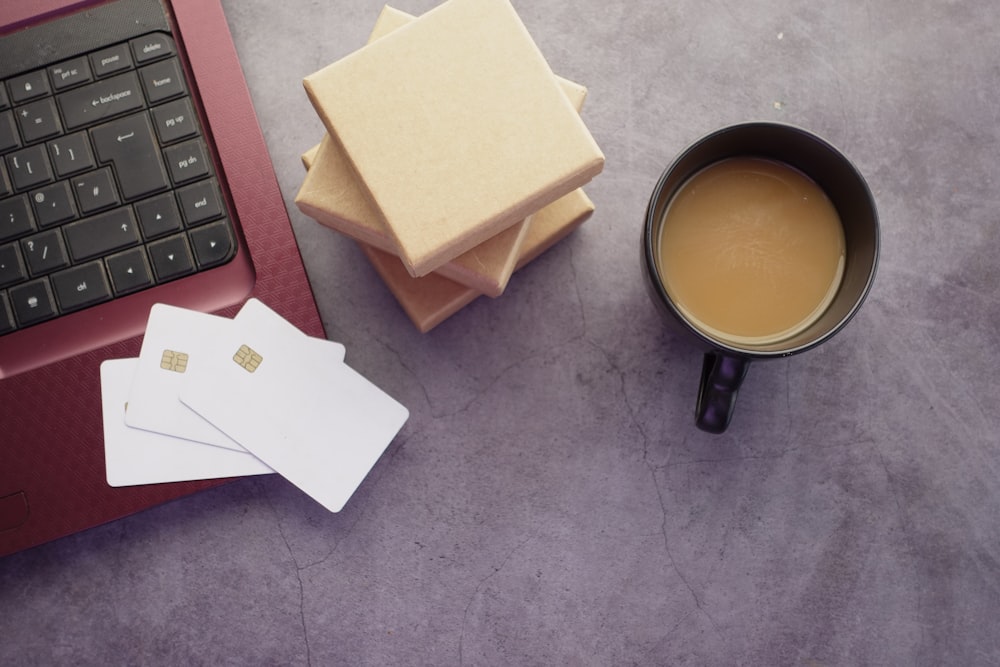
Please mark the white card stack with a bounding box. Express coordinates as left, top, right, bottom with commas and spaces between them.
101, 299, 408, 512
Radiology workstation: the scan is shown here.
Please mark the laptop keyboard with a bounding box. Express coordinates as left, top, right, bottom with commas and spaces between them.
0, 31, 236, 336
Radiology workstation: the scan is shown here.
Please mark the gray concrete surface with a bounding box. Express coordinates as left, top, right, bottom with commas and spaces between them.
3, 0, 1000, 664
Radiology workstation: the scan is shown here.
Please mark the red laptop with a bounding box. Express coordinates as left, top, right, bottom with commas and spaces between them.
0, 0, 324, 556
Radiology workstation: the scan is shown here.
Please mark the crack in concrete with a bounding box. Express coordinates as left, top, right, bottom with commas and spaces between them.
567, 241, 589, 338
598, 340, 728, 644
659, 450, 797, 468
440, 243, 591, 422
642, 607, 700, 661
280, 535, 311, 667
457, 535, 534, 666
297, 503, 369, 573
648, 462, 725, 643
263, 486, 312, 667
588, 333, 727, 646
873, 442, 925, 653
383, 333, 587, 422
784, 362, 794, 443
373, 238, 594, 424
377, 339, 434, 417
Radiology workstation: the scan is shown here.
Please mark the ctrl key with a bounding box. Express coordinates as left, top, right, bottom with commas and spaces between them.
9, 278, 57, 326
51, 261, 112, 313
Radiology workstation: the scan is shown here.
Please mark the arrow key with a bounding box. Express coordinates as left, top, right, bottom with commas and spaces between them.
105, 247, 153, 295
189, 219, 235, 269
134, 192, 182, 239
147, 232, 194, 282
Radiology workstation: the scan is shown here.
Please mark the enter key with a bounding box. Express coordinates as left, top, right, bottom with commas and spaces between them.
91, 112, 170, 201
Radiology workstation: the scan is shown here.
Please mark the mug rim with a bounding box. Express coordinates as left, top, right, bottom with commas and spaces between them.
643, 121, 880, 358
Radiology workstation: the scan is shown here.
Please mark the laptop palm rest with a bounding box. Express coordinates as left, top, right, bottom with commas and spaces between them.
0, 492, 29, 532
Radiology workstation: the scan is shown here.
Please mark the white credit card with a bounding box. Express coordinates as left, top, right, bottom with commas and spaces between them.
125, 304, 246, 450
125, 301, 344, 451
178, 299, 408, 512
102, 358, 274, 487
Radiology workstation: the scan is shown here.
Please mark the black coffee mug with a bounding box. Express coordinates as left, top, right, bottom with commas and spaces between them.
642, 122, 879, 433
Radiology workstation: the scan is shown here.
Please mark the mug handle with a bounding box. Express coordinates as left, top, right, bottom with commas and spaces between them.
695, 352, 750, 433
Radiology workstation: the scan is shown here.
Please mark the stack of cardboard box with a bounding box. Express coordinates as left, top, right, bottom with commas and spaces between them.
296, 0, 604, 332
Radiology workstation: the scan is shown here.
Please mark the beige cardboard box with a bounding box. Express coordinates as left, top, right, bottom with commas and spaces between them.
303, 0, 604, 277
360, 188, 595, 332
297, 6, 588, 296
301, 122, 595, 332
299, 132, 529, 297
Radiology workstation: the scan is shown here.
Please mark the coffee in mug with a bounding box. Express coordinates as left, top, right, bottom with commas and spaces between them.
643, 123, 879, 434
656, 157, 845, 346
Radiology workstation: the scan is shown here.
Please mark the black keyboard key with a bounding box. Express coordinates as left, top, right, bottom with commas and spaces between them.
16, 98, 63, 144
0, 291, 14, 333
0, 111, 19, 153
0, 164, 10, 197
131, 33, 175, 65
0, 195, 35, 242
49, 56, 94, 92
147, 233, 194, 281
0, 243, 26, 288
189, 219, 234, 269
57, 71, 144, 131
5, 144, 53, 191
106, 247, 153, 295
135, 192, 182, 239
151, 98, 197, 144
63, 207, 139, 261
51, 261, 112, 312
0, 86, 9, 111
32, 181, 78, 227
8, 70, 50, 104
92, 112, 169, 200
9, 278, 57, 325
72, 167, 119, 214
164, 138, 210, 184
90, 44, 133, 78
139, 58, 185, 105
21, 230, 69, 277
48, 132, 95, 178
177, 178, 223, 226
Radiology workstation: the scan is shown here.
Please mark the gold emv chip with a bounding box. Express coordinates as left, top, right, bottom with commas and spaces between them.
160, 350, 189, 373
233, 344, 263, 373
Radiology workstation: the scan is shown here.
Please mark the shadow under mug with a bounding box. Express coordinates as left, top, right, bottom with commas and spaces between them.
642, 122, 879, 434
